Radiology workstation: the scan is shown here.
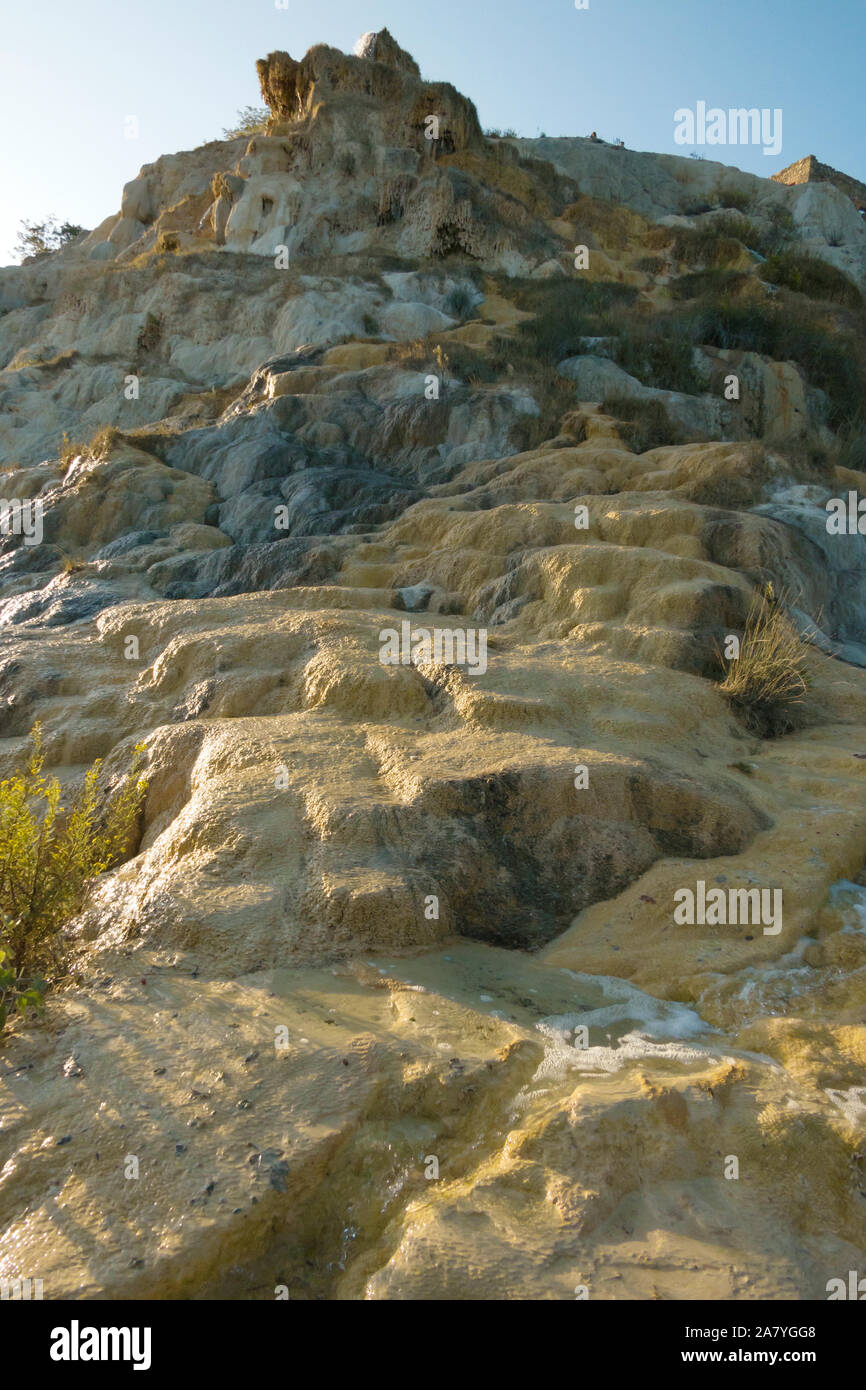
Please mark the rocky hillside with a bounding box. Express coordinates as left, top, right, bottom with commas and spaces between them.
1, 29, 865, 1300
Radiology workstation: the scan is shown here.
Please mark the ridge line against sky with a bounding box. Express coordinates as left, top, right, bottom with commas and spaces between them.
0, 0, 864, 264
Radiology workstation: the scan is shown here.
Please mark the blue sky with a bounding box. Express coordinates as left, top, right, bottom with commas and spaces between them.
1, 0, 864, 265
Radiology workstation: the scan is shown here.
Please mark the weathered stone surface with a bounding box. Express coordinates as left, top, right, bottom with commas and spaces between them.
1, 30, 865, 1305
773, 153, 866, 212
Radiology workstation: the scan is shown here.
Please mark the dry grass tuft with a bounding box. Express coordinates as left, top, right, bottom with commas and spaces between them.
718, 585, 810, 737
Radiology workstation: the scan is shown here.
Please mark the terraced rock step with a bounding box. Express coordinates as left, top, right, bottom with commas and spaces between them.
1, 26, 865, 1301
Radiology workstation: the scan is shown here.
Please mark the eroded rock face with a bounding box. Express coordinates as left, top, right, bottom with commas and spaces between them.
353, 28, 421, 74
1, 30, 865, 1302
518, 137, 866, 289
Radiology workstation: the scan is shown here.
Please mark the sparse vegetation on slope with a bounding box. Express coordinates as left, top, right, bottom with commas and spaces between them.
0, 727, 147, 1036
759, 250, 864, 309
221, 105, 270, 139
3, 25, 866, 1303
14, 216, 85, 261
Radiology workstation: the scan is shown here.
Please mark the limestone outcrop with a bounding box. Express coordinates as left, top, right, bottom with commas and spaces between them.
514, 136, 866, 292
1, 31, 865, 1303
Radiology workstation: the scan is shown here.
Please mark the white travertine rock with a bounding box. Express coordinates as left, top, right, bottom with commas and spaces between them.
1, 31, 865, 1304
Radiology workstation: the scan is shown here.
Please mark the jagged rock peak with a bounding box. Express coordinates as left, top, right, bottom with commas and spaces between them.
255, 33, 485, 158
257, 31, 429, 123
353, 28, 421, 75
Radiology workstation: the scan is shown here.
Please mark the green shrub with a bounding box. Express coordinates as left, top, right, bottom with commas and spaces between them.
15, 217, 85, 261
442, 284, 477, 319
710, 212, 755, 242
680, 296, 864, 428
670, 268, 752, 302
390, 337, 498, 385
602, 309, 702, 394
682, 207, 794, 259
635, 255, 665, 275
493, 258, 866, 449
0, 726, 147, 1036
136, 312, 162, 353
755, 204, 796, 256
511, 277, 638, 363
602, 394, 686, 452
222, 106, 269, 139
670, 226, 744, 269
504, 266, 701, 391
759, 251, 863, 310
720, 187, 753, 214
837, 418, 866, 472
443, 341, 499, 384
509, 361, 577, 448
